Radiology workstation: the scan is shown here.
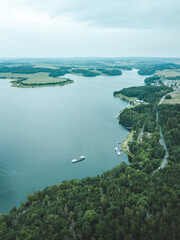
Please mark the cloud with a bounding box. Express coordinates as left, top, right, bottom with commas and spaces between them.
0, 0, 179, 57
1, 0, 180, 29
25, 0, 180, 29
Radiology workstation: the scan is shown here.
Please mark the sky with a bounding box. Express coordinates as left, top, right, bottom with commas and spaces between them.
0, 0, 180, 58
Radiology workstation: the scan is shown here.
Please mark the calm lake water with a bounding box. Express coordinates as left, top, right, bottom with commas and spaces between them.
0, 69, 145, 213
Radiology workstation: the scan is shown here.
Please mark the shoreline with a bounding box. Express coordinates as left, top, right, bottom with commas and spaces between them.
114, 92, 137, 103
10, 78, 74, 88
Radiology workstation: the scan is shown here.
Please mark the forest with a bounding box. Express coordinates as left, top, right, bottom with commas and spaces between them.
14, 78, 73, 87
0, 66, 70, 78
118, 104, 156, 130
0, 66, 52, 74
166, 76, 180, 80
114, 85, 172, 104
0, 66, 101, 78
101, 69, 122, 76
144, 76, 161, 85
0, 163, 179, 240
137, 63, 180, 75
71, 69, 100, 77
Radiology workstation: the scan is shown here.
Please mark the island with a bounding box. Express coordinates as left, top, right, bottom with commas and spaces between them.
0, 61, 125, 88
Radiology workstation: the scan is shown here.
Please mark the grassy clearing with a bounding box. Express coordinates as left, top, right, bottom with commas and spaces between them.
32, 63, 59, 69
155, 69, 180, 77
122, 131, 134, 158
162, 92, 180, 104
0, 72, 73, 88
115, 93, 137, 103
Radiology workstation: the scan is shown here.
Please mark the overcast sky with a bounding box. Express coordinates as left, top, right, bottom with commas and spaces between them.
0, 0, 180, 58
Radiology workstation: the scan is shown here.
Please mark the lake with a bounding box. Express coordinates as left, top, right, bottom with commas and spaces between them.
0, 69, 145, 213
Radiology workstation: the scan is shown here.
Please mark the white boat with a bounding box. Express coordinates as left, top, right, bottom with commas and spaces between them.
115, 147, 121, 156
72, 156, 85, 163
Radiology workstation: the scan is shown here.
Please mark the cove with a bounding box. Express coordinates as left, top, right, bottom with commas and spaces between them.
0, 69, 145, 213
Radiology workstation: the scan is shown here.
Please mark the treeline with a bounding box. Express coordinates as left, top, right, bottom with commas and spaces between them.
0, 66, 105, 78
158, 104, 180, 164
114, 86, 172, 104
96, 66, 132, 71
113, 66, 132, 70
0, 162, 179, 240
166, 76, 180, 80
12, 78, 73, 87
71, 68, 122, 76
144, 76, 161, 85
49, 69, 70, 77
0, 65, 127, 78
0, 66, 51, 74
0, 66, 70, 77
0, 66, 102, 78
138, 68, 155, 75
119, 104, 157, 132
101, 69, 122, 76
138, 63, 180, 75
71, 69, 100, 77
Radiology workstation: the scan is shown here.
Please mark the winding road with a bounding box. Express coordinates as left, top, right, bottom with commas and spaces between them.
153, 93, 173, 173
122, 92, 173, 173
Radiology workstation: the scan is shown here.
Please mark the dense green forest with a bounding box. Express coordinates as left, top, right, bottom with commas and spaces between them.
0, 163, 179, 240
165, 95, 172, 99
101, 69, 122, 76
113, 66, 132, 70
12, 78, 74, 87
144, 76, 161, 85
118, 104, 156, 130
0, 66, 51, 74
166, 76, 180, 80
0, 66, 70, 78
71, 69, 100, 77
138, 68, 156, 75
114, 86, 172, 104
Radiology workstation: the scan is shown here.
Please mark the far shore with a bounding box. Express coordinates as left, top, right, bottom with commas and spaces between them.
11, 78, 74, 88
0, 73, 74, 88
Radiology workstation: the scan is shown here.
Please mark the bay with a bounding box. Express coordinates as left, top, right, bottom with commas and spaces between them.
0, 69, 145, 213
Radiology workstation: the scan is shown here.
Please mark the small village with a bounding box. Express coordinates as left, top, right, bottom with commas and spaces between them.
151, 76, 180, 92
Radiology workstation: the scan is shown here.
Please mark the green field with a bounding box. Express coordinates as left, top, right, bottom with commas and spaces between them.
122, 131, 134, 158
0, 72, 74, 88
33, 63, 59, 69
156, 69, 180, 77
162, 92, 180, 104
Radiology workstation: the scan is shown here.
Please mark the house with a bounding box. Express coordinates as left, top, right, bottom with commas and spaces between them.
134, 99, 144, 104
